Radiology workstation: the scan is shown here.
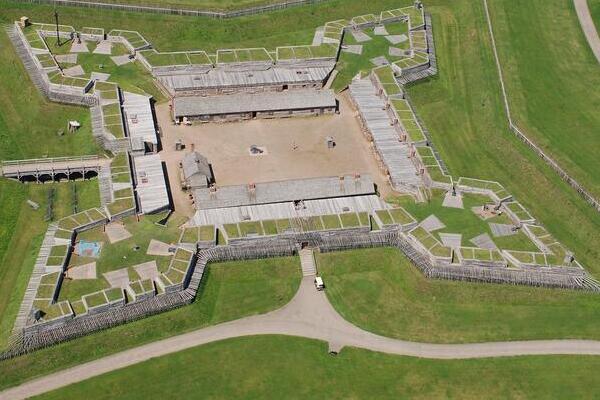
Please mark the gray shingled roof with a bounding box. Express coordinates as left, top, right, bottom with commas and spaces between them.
158, 64, 334, 92
182, 151, 212, 189
132, 154, 170, 214
193, 174, 375, 210
122, 92, 158, 145
173, 89, 337, 118
192, 194, 389, 226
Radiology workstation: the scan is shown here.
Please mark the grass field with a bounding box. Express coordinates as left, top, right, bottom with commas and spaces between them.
0, 179, 99, 348
50, 0, 300, 12
0, 31, 100, 160
391, 191, 539, 252
318, 248, 600, 343
487, 0, 600, 199
34, 335, 600, 399
44, 38, 164, 100
332, 21, 410, 91
0, 257, 300, 390
60, 212, 186, 303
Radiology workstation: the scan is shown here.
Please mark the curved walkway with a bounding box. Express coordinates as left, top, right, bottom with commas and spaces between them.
3, 277, 600, 399
574, 0, 600, 63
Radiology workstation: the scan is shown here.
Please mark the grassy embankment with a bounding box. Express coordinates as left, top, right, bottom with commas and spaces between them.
318, 248, 600, 343
43, 38, 164, 100
41, 0, 304, 12
487, 0, 600, 200
0, 0, 403, 52
35, 336, 600, 399
59, 213, 185, 302
332, 20, 410, 91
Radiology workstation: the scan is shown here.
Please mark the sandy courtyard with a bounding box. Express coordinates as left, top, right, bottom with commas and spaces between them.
156, 93, 391, 215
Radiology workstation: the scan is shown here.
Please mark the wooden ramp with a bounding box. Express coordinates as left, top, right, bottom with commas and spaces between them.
300, 249, 317, 277
12, 224, 59, 334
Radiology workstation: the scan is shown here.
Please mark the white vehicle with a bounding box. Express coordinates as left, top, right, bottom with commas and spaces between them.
314, 276, 325, 291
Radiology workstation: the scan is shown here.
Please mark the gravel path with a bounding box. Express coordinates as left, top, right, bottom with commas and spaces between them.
573, 0, 600, 63
3, 277, 600, 399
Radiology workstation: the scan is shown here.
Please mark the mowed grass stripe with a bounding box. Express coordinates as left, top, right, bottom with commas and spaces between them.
35, 336, 600, 399
318, 248, 600, 343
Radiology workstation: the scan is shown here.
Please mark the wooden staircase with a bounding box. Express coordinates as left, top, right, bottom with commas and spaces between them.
299, 248, 317, 276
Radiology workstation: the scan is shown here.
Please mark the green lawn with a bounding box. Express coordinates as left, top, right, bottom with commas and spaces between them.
34, 336, 600, 399
0, 179, 99, 349
590, 0, 600, 31
46, 0, 301, 12
332, 21, 410, 91
59, 212, 186, 302
318, 248, 600, 343
0, 257, 301, 390
0, 31, 100, 160
392, 191, 539, 252
487, 0, 600, 199
45, 38, 164, 100
76, 213, 181, 273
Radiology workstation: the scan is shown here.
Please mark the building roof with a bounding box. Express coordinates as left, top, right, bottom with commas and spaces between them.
192, 194, 388, 226
182, 151, 212, 188
173, 89, 337, 118
159, 64, 334, 92
349, 80, 422, 188
193, 174, 375, 210
122, 92, 158, 146
132, 154, 170, 214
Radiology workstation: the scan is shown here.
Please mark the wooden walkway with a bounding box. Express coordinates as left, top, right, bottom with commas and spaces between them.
12, 224, 60, 335
299, 249, 317, 276
98, 163, 113, 206
349, 79, 422, 191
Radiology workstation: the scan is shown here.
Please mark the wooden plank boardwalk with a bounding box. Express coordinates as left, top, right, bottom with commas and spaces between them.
12, 224, 59, 335
98, 164, 113, 206
349, 79, 422, 191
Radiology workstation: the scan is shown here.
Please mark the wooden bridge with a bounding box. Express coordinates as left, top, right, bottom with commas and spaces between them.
1, 156, 106, 183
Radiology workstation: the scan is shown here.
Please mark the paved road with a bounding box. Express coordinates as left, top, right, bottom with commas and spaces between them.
3, 277, 600, 399
574, 0, 600, 63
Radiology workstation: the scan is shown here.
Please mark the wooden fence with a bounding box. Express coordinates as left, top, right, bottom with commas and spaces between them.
482, 0, 600, 213
18, 0, 332, 18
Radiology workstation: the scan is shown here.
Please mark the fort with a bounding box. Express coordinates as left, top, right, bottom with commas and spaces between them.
2, 2, 598, 360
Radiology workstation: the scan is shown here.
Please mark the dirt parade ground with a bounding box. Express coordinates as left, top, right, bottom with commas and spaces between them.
156, 93, 391, 215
